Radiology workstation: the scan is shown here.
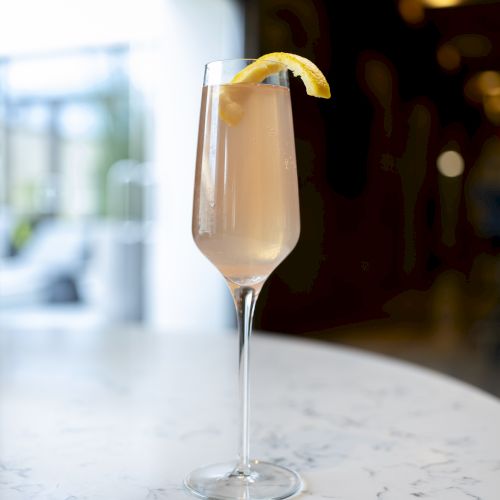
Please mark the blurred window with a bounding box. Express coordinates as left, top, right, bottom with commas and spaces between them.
0, 47, 134, 218
0, 0, 244, 332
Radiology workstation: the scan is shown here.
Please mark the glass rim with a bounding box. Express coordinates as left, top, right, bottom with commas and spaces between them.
204, 57, 288, 71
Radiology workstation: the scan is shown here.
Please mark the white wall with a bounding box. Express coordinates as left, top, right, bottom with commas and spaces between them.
146, 0, 245, 332
0, 0, 165, 55
0, 0, 244, 332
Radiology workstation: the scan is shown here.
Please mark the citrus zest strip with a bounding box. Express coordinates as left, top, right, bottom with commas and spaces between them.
219, 52, 331, 126
232, 52, 331, 99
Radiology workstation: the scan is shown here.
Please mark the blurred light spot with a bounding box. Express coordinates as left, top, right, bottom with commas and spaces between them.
364, 59, 392, 106
483, 88, 500, 125
464, 77, 481, 103
398, 0, 425, 24
437, 151, 464, 178
464, 71, 500, 103
477, 71, 500, 95
452, 34, 491, 58
421, 0, 463, 7
437, 43, 461, 71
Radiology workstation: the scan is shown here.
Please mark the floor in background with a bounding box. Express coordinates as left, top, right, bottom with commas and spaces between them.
307, 268, 500, 398
309, 317, 500, 398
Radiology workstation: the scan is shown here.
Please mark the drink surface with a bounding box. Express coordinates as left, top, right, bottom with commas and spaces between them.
193, 82, 300, 287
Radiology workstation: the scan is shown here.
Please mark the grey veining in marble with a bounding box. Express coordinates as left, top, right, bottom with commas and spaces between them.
0, 328, 499, 499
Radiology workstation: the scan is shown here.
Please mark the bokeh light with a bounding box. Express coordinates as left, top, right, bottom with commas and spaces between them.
452, 34, 491, 58
398, 0, 425, 24
477, 71, 500, 95
421, 0, 463, 7
464, 71, 500, 103
437, 43, 461, 71
483, 88, 500, 125
437, 150, 465, 178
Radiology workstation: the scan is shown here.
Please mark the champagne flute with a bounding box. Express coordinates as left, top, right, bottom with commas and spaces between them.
185, 58, 301, 500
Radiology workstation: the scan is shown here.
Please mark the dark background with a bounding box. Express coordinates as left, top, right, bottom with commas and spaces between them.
246, 0, 500, 326
247, 0, 500, 393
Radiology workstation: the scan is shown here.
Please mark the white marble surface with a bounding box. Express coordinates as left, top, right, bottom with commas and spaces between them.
1, 328, 499, 499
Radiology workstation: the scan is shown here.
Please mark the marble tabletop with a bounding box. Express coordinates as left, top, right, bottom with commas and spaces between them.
1, 327, 499, 500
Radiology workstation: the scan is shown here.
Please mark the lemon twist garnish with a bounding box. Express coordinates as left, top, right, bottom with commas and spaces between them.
219, 52, 331, 125
233, 52, 331, 98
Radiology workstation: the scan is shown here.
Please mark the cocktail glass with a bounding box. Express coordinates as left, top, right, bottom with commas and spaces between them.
185, 58, 302, 500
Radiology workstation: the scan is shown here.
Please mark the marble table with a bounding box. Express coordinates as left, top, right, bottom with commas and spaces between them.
1, 328, 500, 499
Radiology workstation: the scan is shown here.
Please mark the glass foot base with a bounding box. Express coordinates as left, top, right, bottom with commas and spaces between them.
184, 460, 302, 500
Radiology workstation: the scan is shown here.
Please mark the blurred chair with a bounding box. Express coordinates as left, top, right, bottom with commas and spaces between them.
0, 218, 89, 306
